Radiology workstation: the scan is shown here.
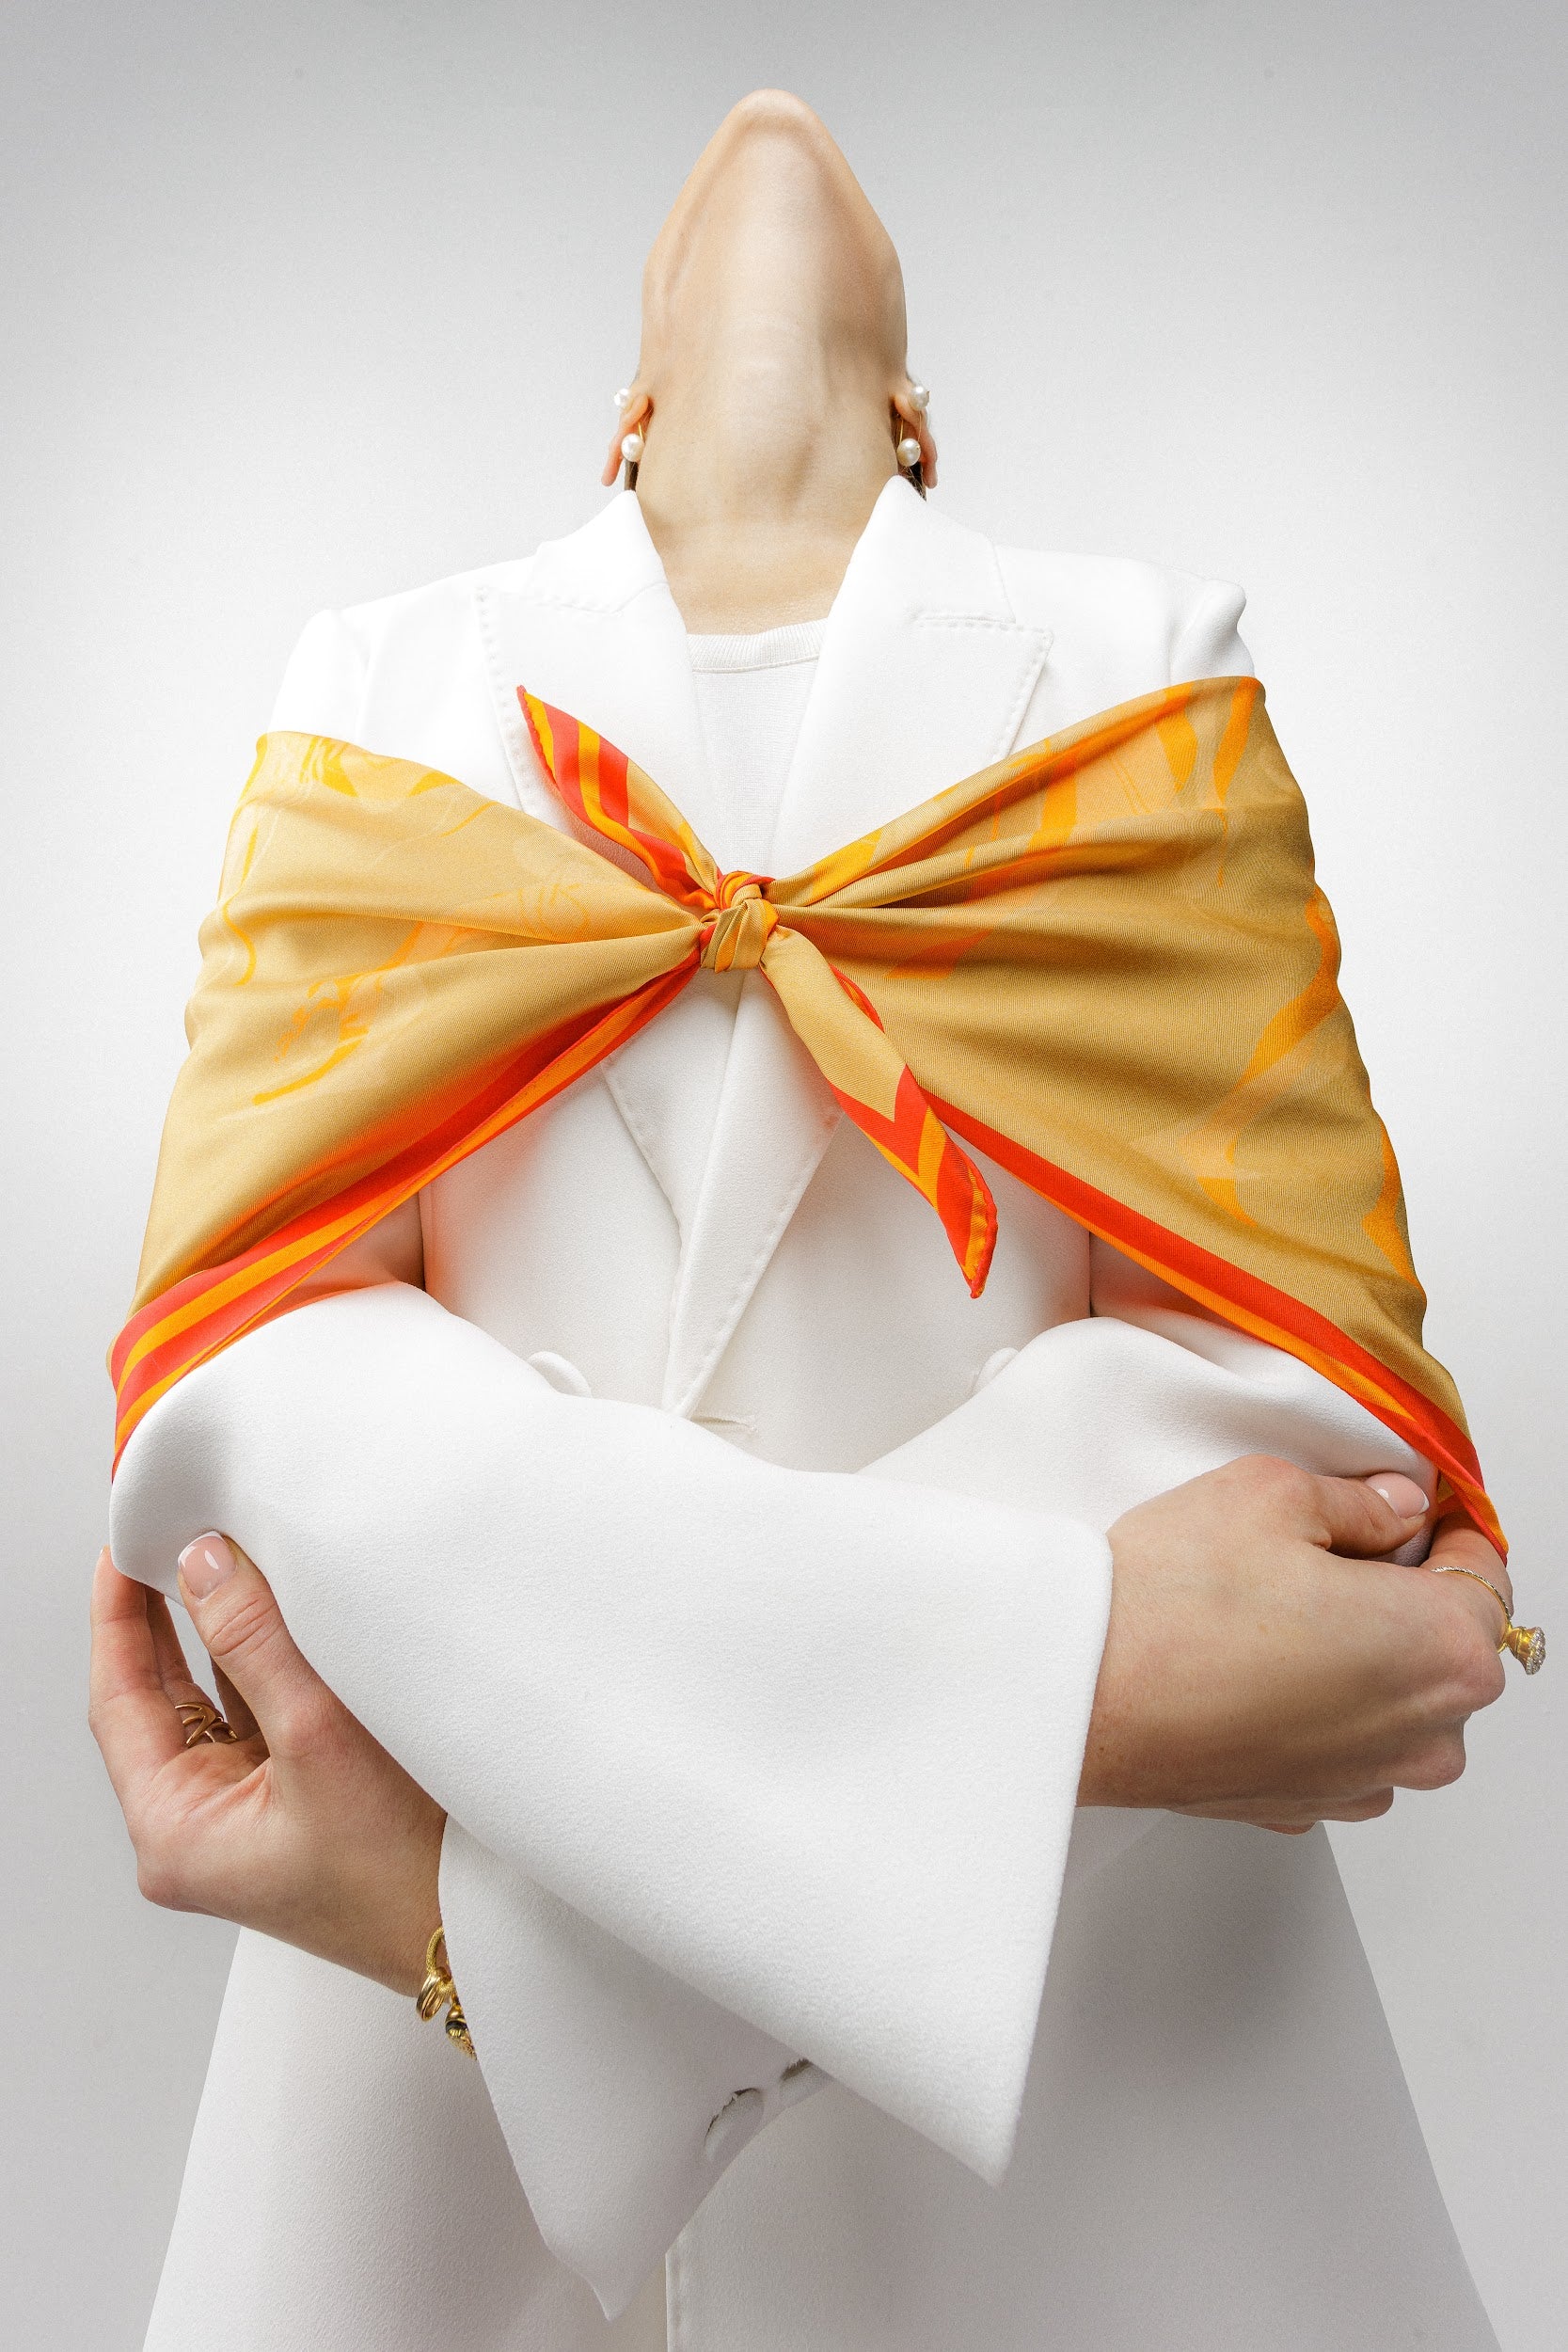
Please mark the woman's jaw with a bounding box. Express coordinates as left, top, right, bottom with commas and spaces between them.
603, 92, 936, 628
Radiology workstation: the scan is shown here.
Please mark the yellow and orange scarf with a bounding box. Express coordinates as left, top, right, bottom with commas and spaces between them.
110, 675, 1501, 1553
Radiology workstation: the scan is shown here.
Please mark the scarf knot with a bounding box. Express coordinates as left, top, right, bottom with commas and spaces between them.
701, 873, 777, 973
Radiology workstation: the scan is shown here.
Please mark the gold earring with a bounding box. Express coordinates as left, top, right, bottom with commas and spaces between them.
895, 399, 927, 496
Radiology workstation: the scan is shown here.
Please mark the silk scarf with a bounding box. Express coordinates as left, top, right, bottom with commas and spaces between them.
110, 676, 1501, 1553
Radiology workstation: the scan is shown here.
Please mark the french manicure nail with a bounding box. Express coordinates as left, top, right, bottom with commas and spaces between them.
1368, 1475, 1428, 1519
179, 1533, 236, 1598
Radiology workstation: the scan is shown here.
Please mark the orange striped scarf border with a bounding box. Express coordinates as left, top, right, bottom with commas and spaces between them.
111, 976, 691, 1464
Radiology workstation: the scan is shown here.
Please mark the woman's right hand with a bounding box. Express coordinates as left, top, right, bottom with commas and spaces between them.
1082, 1455, 1510, 1828
89, 1537, 447, 1996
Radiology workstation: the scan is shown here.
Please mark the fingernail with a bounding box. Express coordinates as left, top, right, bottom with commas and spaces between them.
178, 1533, 236, 1597
1368, 1475, 1428, 1520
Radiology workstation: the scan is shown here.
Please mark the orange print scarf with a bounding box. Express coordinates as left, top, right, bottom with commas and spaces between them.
110, 676, 1501, 1554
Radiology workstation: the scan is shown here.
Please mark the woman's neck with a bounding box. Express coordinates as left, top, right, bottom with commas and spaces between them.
632, 334, 899, 634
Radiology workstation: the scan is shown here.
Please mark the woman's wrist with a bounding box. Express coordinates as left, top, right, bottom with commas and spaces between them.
353, 1806, 446, 1998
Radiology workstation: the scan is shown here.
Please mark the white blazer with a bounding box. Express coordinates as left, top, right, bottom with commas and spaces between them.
112, 482, 1497, 2352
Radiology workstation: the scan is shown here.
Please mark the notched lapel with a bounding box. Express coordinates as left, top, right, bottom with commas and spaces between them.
472, 495, 741, 1246
473, 491, 703, 829
768, 482, 1053, 876
661, 977, 842, 1418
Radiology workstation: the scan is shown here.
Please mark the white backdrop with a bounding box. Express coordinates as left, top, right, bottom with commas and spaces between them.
3, 2, 1562, 2344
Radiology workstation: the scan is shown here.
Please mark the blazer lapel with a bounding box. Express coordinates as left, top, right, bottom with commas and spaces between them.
768, 479, 1053, 874
474, 495, 744, 1248
661, 480, 1053, 1419
475, 489, 705, 831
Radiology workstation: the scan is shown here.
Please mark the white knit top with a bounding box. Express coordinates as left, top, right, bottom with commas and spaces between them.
684, 617, 828, 873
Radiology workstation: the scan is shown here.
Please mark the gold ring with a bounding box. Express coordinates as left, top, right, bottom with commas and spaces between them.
1430, 1567, 1545, 1675
176, 1698, 239, 1746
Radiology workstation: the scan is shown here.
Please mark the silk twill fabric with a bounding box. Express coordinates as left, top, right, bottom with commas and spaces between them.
111, 675, 1498, 1549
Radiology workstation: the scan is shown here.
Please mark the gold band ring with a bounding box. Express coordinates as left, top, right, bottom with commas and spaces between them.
176, 1698, 239, 1747
1431, 1566, 1545, 1675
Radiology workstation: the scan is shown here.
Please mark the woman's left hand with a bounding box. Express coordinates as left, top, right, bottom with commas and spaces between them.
89, 1536, 445, 1996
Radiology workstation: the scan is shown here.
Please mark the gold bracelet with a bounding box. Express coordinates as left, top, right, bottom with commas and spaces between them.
1431, 1566, 1545, 1675
416, 1925, 477, 2058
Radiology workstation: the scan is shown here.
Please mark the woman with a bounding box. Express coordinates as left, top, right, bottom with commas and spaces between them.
94, 91, 1528, 2351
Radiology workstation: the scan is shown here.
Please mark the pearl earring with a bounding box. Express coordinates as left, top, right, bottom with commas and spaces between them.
613, 386, 645, 489
897, 378, 929, 473
610, 383, 639, 456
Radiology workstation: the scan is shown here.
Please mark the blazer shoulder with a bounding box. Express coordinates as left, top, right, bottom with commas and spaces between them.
332, 551, 541, 660
270, 554, 542, 779
993, 542, 1253, 685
